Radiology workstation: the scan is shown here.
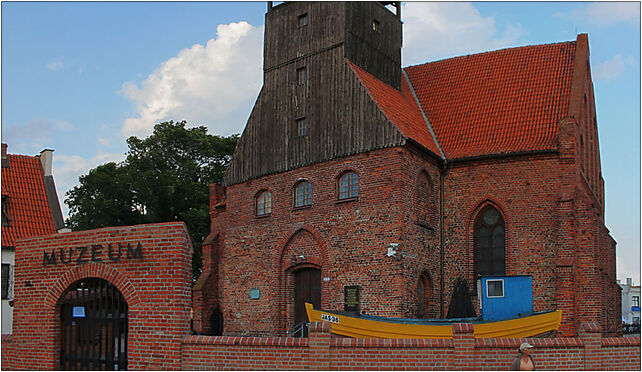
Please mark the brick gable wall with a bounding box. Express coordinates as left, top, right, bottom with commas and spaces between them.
212, 147, 418, 336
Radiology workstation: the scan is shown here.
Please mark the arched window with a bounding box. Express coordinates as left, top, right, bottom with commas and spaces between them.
474, 205, 505, 278
417, 272, 433, 318
338, 171, 358, 200
256, 190, 272, 216
294, 180, 312, 207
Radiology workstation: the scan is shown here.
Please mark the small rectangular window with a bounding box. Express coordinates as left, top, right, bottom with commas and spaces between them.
633, 296, 640, 307
298, 13, 308, 27
297, 67, 307, 85
1, 263, 12, 300
372, 19, 380, 32
297, 117, 307, 137
486, 279, 504, 298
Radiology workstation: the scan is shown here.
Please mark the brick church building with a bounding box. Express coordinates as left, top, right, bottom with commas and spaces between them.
193, 1, 620, 338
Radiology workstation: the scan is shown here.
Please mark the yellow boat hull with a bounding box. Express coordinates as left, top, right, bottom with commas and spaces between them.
305, 303, 562, 339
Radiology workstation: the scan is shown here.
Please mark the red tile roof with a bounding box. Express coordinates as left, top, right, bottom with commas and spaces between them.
349, 40, 577, 160
404, 41, 576, 159
2, 154, 57, 247
347, 60, 442, 157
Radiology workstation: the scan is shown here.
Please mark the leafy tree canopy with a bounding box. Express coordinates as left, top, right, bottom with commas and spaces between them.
65, 121, 239, 280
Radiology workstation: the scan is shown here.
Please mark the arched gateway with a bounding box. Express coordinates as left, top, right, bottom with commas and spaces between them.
59, 278, 128, 370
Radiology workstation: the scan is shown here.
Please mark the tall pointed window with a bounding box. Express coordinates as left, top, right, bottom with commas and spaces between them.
294, 180, 312, 208
417, 272, 433, 318
474, 205, 505, 278
338, 171, 358, 200
256, 190, 272, 217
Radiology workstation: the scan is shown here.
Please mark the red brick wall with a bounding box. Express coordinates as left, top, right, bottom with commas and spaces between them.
1, 222, 193, 370
180, 321, 640, 370
201, 141, 619, 337
443, 153, 562, 314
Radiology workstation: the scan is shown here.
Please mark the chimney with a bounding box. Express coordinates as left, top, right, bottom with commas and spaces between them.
38, 149, 54, 176
1, 143, 8, 168
627, 278, 633, 287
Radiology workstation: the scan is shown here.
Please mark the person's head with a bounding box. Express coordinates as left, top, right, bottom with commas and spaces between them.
519, 342, 534, 355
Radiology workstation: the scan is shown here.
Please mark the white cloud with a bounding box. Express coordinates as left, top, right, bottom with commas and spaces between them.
54, 152, 126, 218
567, 2, 640, 28
46, 58, 65, 71
593, 54, 635, 82
3, 119, 73, 145
402, 2, 528, 66
119, 21, 263, 138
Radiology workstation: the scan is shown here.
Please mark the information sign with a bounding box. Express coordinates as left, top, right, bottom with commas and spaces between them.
344, 285, 360, 313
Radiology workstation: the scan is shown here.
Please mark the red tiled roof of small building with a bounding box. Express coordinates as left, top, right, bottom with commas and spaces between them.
2, 154, 57, 247
347, 59, 442, 158
404, 41, 576, 159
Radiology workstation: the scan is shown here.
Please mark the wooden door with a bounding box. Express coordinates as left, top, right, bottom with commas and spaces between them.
294, 268, 321, 325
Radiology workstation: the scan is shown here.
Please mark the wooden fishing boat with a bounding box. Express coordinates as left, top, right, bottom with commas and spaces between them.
305, 303, 562, 339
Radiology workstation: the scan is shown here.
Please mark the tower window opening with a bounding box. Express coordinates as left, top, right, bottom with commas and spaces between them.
297, 67, 307, 85
372, 19, 380, 32
297, 117, 307, 137
298, 13, 308, 27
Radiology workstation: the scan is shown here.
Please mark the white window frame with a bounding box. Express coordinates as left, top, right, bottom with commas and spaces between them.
486, 279, 505, 298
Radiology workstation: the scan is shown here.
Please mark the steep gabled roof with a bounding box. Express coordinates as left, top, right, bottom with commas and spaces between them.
2, 154, 58, 247
404, 40, 576, 159
347, 60, 442, 158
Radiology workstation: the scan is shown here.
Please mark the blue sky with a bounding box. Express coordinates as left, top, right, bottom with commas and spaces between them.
1, 1, 639, 283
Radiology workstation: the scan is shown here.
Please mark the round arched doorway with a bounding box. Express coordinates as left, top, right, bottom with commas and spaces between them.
58, 277, 128, 370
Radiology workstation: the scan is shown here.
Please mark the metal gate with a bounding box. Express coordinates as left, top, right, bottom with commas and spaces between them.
59, 278, 128, 370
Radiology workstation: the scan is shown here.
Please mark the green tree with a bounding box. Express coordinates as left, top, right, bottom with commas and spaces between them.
65, 121, 239, 280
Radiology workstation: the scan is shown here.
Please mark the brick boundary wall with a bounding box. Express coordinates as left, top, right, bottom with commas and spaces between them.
181, 322, 640, 371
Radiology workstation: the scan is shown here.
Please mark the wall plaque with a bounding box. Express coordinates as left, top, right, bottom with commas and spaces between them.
344, 285, 360, 312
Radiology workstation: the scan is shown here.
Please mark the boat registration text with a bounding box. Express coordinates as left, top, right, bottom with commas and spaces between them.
321, 314, 339, 323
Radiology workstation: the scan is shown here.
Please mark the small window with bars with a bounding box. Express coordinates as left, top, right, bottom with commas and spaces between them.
296, 117, 307, 137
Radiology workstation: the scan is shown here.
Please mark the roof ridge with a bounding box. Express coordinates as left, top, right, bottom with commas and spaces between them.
403, 39, 576, 70
344, 58, 407, 142
402, 69, 445, 160
8, 153, 40, 159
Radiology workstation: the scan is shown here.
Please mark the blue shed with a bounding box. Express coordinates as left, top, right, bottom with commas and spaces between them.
477, 275, 534, 321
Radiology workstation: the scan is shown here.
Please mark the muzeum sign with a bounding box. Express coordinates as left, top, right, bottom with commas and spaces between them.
43, 243, 143, 266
